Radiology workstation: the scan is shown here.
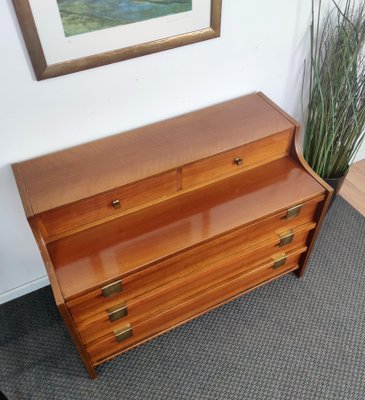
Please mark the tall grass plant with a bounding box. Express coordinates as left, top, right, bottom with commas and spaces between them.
304, 0, 365, 178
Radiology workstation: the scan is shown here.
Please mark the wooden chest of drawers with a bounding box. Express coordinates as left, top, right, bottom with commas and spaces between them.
12, 93, 332, 378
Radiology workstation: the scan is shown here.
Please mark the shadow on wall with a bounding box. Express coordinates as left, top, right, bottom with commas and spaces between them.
283, 0, 311, 124
0, 163, 46, 301
5, 0, 37, 81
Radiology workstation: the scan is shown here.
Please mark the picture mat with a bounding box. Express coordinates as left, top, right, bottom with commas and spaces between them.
29, 0, 211, 65
57, 0, 193, 37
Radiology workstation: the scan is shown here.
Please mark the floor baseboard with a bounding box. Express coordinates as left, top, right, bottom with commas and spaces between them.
354, 148, 365, 162
0, 276, 50, 305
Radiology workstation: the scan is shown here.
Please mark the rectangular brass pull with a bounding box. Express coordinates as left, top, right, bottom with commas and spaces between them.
272, 253, 287, 269
101, 280, 123, 298
286, 204, 302, 220
278, 230, 294, 247
114, 324, 133, 343
107, 303, 128, 322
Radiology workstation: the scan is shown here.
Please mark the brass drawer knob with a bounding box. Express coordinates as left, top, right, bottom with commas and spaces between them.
272, 253, 287, 269
112, 199, 121, 209
107, 302, 128, 322
234, 157, 243, 166
114, 324, 133, 343
278, 230, 294, 247
101, 280, 123, 298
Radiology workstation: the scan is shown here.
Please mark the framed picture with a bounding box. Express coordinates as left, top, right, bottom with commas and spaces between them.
12, 0, 222, 80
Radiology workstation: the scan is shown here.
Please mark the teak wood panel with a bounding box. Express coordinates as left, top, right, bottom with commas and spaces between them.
93, 264, 300, 367
69, 217, 319, 321
66, 198, 322, 313
182, 130, 292, 188
74, 223, 315, 331
49, 157, 325, 300
81, 244, 307, 346
260, 91, 334, 277
68, 204, 321, 316
12, 94, 295, 214
76, 228, 314, 343
88, 249, 305, 363
17, 217, 97, 378
37, 170, 177, 239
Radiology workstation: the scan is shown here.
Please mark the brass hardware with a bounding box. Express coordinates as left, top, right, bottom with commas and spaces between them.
107, 303, 128, 322
114, 324, 133, 343
272, 253, 287, 269
101, 280, 123, 298
234, 157, 243, 166
285, 204, 302, 220
112, 199, 121, 209
278, 230, 294, 247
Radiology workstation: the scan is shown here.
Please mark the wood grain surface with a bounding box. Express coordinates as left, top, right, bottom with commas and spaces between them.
67, 205, 321, 312
340, 159, 365, 216
76, 228, 314, 344
13, 94, 295, 213
49, 157, 324, 300
88, 249, 305, 364
37, 170, 177, 239
181, 129, 292, 188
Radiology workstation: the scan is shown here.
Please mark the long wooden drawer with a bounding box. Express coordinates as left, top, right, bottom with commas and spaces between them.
181, 130, 292, 189
76, 227, 313, 344
67, 196, 323, 313
87, 247, 305, 364
75, 221, 314, 329
36, 170, 177, 239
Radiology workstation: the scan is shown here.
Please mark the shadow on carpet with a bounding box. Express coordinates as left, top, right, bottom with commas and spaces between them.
1, 197, 364, 400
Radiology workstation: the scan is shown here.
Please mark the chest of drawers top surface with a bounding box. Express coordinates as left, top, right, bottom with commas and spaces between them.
13, 93, 294, 215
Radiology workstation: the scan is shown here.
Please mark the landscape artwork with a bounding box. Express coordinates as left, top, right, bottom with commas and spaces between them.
57, 0, 193, 37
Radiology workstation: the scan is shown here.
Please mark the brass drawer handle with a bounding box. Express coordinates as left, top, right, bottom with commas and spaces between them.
111, 199, 121, 209
234, 157, 243, 166
107, 302, 128, 322
272, 253, 287, 269
285, 204, 302, 220
278, 230, 294, 247
114, 324, 133, 343
101, 280, 123, 298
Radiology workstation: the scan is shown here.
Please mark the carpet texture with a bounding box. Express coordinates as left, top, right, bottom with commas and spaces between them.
1, 197, 364, 400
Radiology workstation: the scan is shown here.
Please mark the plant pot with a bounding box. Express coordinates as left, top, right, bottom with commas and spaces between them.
324, 175, 347, 209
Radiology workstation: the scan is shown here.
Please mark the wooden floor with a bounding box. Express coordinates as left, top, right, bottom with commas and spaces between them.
340, 159, 365, 217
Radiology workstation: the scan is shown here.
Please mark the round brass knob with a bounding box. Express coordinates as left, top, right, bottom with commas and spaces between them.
234, 157, 243, 166
111, 199, 121, 209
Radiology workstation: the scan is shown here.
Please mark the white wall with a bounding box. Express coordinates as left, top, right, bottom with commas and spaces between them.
0, 0, 364, 304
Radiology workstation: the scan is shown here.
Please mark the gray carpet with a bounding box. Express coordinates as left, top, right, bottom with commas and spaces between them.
1, 197, 365, 400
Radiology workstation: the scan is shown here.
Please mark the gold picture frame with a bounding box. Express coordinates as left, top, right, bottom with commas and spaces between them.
12, 0, 222, 81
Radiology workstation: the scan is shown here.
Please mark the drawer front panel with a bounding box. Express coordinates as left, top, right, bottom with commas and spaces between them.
37, 171, 177, 239
87, 247, 305, 364
76, 229, 313, 344
67, 196, 323, 314
182, 130, 292, 189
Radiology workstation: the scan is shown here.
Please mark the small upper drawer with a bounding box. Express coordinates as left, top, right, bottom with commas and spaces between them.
182, 130, 292, 189
37, 171, 177, 239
